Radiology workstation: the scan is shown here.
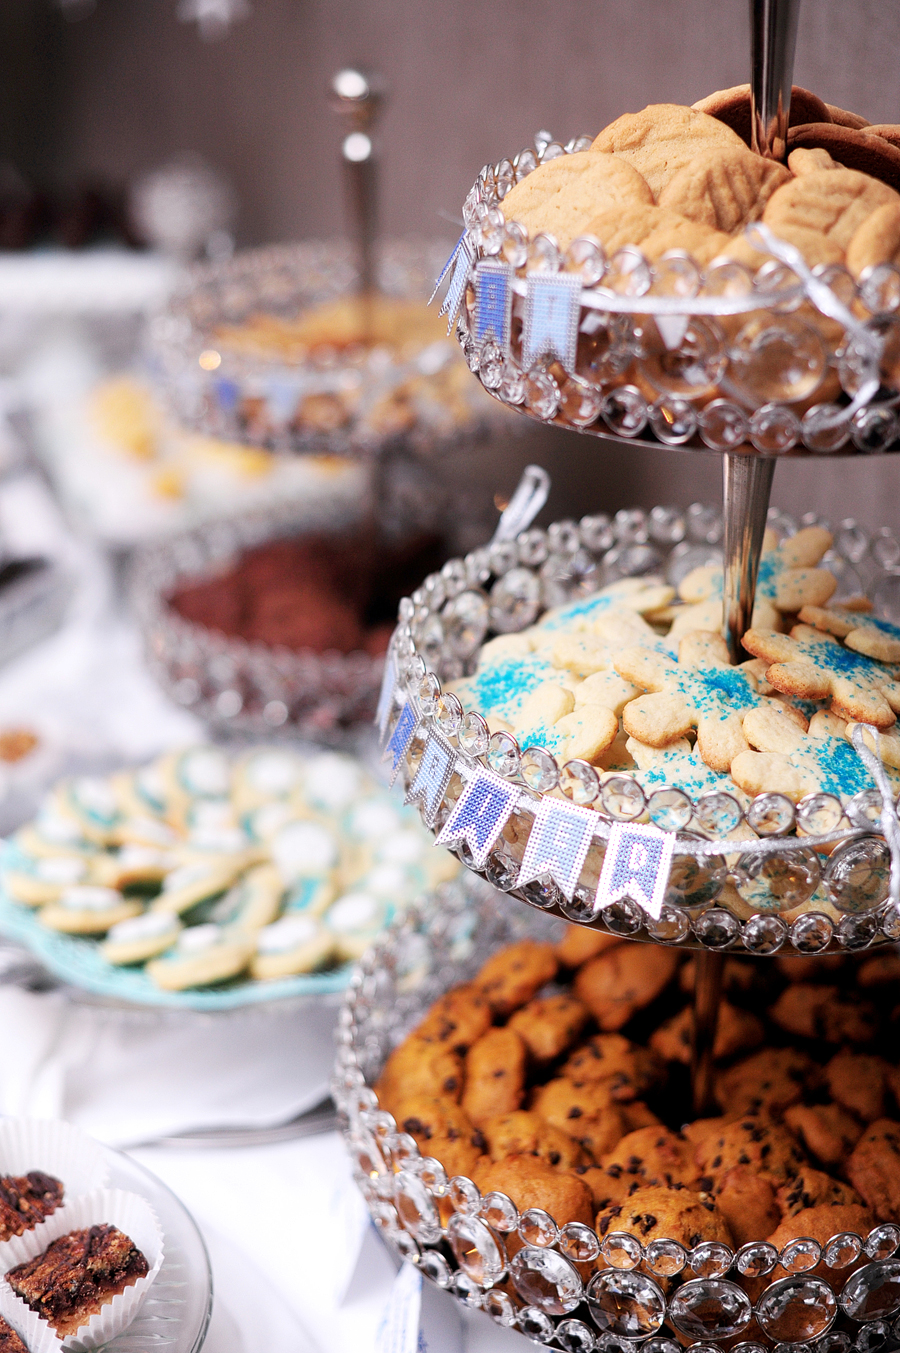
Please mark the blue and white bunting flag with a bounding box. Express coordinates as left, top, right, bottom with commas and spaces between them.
429, 232, 466, 306
474, 260, 513, 353
405, 730, 456, 827
517, 798, 596, 901
435, 766, 520, 868
440, 235, 475, 332
522, 272, 582, 371
595, 821, 676, 921
383, 703, 419, 786
375, 646, 399, 744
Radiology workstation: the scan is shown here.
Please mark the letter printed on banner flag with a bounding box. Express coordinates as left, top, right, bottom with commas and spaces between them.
435, 766, 520, 868
595, 821, 676, 921
375, 647, 399, 743
474, 260, 513, 353
522, 272, 582, 371
405, 730, 456, 827
383, 702, 419, 786
516, 797, 596, 900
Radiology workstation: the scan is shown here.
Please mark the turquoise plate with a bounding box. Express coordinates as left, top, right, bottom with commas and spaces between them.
0, 853, 353, 1011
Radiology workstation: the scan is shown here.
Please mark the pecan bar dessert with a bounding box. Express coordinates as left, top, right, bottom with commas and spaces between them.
0, 1172, 63, 1242
0, 1316, 26, 1353
6, 1223, 149, 1336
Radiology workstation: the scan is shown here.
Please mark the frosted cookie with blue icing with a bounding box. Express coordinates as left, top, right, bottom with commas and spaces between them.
150, 854, 258, 915
732, 702, 900, 802
323, 890, 392, 961
101, 911, 182, 965
212, 862, 285, 931
799, 604, 900, 663
668, 527, 837, 640
743, 623, 900, 729
251, 913, 334, 979
2, 853, 91, 907
61, 777, 121, 844
92, 844, 176, 891
183, 799, 249, 854
158, 747, 232, 823
40, 885, 142, 935
232, 748, 305, 811
146, 923, 255, 990
269, 819, 340, 884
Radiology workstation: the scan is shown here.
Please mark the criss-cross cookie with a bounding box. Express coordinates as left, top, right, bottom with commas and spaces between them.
742, 624, 900, 728
732, 703, 900, 801
798, 604, 900, 663
665, 526, 837, 641
614, 631, 799, 773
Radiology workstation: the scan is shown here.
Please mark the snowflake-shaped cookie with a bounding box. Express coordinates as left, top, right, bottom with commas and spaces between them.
624, 736, 750, 804
742, 624, 900, 728
799, 604, 900, 663
733, 702, 900, 801
615, 631, 774, 772
667, 526, 837, 640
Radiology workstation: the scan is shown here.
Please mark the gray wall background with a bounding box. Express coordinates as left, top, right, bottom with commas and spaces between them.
7, 0, 900, 530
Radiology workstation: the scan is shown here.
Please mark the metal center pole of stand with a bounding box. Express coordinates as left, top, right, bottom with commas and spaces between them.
690, 454, 775, 1115
749, 0, 802, 162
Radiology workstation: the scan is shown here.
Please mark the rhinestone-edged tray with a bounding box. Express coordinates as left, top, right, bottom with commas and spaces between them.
449, 131, 900, 457
336, 875, 900, 1353
149, 238, 506, 460
130, 504, 385, 740
380, 503, 900, 956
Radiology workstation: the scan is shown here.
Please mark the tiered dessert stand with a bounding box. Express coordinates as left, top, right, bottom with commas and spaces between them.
338, 2, 900, 1349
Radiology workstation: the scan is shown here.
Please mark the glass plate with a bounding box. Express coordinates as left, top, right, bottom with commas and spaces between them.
98, 1144, 213, 1352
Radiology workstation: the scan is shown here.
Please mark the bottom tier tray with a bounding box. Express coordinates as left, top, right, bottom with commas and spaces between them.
335, 874, 900, 1353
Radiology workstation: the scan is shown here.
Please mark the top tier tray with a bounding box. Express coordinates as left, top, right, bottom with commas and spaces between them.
448, 132, 900, 458
379, 502, 900, 958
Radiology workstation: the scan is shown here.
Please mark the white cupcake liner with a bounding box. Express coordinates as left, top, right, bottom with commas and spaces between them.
0, 1187, 164, 1351
0, 1120, 109, 1202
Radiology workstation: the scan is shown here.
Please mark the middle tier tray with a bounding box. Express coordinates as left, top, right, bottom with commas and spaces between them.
380, 502, 900, 957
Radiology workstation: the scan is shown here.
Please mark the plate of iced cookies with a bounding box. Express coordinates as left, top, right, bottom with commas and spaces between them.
387, 506, 900, 953
0, 745, 457, 1010
339, 881, 900, 1346
0, 1118, 209, 1352
455, 86, 900, 454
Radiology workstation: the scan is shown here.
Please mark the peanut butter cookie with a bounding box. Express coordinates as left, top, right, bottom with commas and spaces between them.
658, 143, 789, 233
499, 150, 653, 248
592, 103, 748, 198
